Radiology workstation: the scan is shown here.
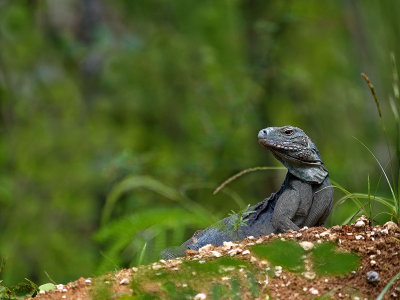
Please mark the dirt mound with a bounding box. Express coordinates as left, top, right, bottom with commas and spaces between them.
29, 217, 400, 299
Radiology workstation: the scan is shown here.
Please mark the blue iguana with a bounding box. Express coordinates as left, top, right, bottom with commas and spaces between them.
161, 126, 333, 259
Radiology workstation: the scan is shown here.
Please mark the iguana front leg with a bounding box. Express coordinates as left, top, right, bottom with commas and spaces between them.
272, 176, 313, 232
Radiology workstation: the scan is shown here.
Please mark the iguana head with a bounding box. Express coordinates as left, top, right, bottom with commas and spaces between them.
258, 125, 328, 184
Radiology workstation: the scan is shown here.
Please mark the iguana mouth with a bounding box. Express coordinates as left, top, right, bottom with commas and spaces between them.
258, 138, 321, 166
269, 148, 321, 166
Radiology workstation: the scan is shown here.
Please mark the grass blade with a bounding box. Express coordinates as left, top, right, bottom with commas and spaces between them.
213, 166, 285, 195
376, 270, 400, 300
137, 242, 147, 267
353, 137, 398, 221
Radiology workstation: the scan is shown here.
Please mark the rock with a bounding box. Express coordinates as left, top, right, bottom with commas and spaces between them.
210, 250, 222, 257
366, 271, 380, 283
303, 271, 316, 280
331, 225, 341, 231
299, 241, 314, 251
354, 215, 370, 226
328, 233, 338, 242
223, 241, 237, 249
320, 230, 330, 237
355, 220, 366, 228
384, 221, 397, 231
194, 293, 206, 300
199, 244, 213, 253
185, 249, 198, 256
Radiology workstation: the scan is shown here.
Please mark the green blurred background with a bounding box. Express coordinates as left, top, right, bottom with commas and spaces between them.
0, 0, 399, 286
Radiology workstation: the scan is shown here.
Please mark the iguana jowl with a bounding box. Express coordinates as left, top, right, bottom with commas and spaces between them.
161, 126, 333, 259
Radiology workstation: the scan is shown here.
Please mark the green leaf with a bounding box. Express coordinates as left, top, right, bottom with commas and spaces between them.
312, 243, 360, 276
250, 240, 305, 272
38, 283, 56, 292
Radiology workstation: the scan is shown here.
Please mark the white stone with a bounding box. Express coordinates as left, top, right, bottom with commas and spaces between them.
384, 221, 398, 231
85, 279, 92, 284
152, 264, 162, 270
355, 220, 366, 228
355, 235, 363, 240
320, 230, 330, 237
242, 250, 250, 255
303, 271, 316, 280
194, 293, 207, 300
299, 241, 314, 251
210, 251, 222, 257
221, 277, 230, 281
119, 278, 129, 285
199, 244, 213, 253
223, 241, 236, 249
309, 287, 319, 295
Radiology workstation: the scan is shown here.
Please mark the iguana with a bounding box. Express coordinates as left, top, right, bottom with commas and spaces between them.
161, 126, 333, 259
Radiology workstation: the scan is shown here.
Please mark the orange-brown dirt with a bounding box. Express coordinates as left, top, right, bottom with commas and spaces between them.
28, 217, 400, 300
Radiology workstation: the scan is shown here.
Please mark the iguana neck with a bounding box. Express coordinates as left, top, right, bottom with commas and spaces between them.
272, 152, 328, 184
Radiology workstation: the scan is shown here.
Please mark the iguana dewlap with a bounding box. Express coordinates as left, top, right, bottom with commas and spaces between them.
161, 126, 333, 259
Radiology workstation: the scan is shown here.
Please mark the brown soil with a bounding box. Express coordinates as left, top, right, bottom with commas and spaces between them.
29, 217, 400, 300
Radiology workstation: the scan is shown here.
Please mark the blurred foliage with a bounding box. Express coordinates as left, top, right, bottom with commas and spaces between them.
0, 0, 400, 286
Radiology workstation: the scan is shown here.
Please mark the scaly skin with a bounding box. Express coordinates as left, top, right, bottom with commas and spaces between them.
161, 126, 333, 259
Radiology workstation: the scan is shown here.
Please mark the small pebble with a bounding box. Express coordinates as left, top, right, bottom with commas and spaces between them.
320, 230, 330, 237
366, 271, 380, 283
355, 220, 366, 228
242, 250, 250, 255
85, 279, 92, 284
222, 276, 230, 281
299, 241, 314, 251
384, 221, 397, 231
199, 244, 213, 253
309, 287, 319, 295
303, 271, 316, 280
194, 293, 206, 300
210, 251, 222, 257
119, 278, 129, 285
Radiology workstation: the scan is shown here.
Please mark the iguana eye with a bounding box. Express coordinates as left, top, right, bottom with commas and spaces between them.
284, 129, 293, 135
